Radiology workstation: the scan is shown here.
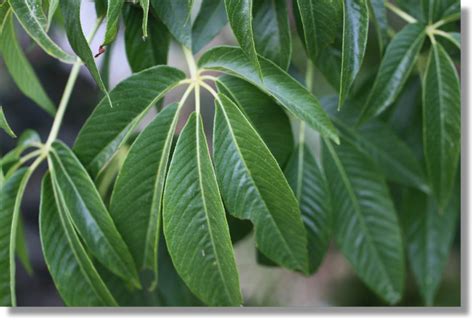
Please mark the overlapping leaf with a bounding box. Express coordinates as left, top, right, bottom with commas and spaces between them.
104, 0, 124, 45
0, 107, 16, 138
163, 112, 242, 306
192, 0, 227, 53
199, 46, 339, 143
369, 0, 389, 54
150, 0, 193, 48
213, 94, 308, 272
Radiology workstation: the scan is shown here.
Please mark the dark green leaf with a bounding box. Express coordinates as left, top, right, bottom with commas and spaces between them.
422, 42, 460, 209
400, 188, 459, 305
369, 0, 389, 54
216, 75, 293, 166
46, 0, 59, 30
0, 130, 41, 168
139, 0, 150, 38
198, 46, 339, 143
436, 31, 460, 49
40, 174, 118, 306
48, 141, 140, 288
163, 112, 242, 306
124, 5, 170, 72
213, 94, 308, 272
15, 215, 33, 276
150, 0, 193, 48
224, 0, 261, 75
74, 66, 185, 177
339, 0, 369, 109
110, 103, 180, 285
0, 13, 56, 116
322, 139, 404, 304
192, 0, 227, 53
359, 23, 426, 123
284, 143, 331, 274
0, 107, 16, 138
252, 0, 292, 70
8, 0, 76, 63
103, 0, 124, 45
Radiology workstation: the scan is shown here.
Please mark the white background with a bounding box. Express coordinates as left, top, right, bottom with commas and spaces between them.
1, 0, 472, 318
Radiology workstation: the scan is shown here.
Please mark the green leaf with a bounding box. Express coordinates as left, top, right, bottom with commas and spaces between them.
163, 112, 242, 306
435, 31, 460, 49
400, 188, 459, 306
40, 174, 118, 306
369, 0, 389, 54
322, 139, 404, 304
339, 0, 369, 109
110, 103, 180, 285
46, 0, 59, 30
213, 94, 308, 273
284, 143, 331, 274
422, 42, 460, 209
192, 0, 227, 53
0, 13, 56, 116
198, 46, 339, 143
124, 4, 170, 72
216, 75, 293, 166
252, 0, 292, 70
0, 107, 16, 138
0, 2, 10, 31
0, 168, 27, 306
358, 23, 426, 123
139, 0, 150, 38
74, 66, 185, 177
150, 0, 193, 48
60, 0, 110, 102
8, 0, 76, 63
15, 215, 33, 276
48, 141, 140, 288
0, 130, 41, 168
103, 0, 124, 45
224, 0, 261, 76
293, 0, 342, 64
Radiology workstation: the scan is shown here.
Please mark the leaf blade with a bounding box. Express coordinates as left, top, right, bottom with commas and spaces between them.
192, 0, 227, 53
150, 0, 193, 48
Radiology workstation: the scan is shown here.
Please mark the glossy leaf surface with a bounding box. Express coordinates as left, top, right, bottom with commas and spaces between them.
192, 0, 227, 53
151, 0, 193, 48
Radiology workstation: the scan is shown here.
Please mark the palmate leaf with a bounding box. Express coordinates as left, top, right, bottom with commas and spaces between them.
124, 4, 170, 72
358, 23, 426, 124
110, 103, 180, 285
213, 94, 308, 273
0, 107, 16, 138
74, 66, 185, 177
198, 46, 339, 143
322, 139, 404, 304
8, 0, 75, 63
103, 0, 124, 45
150, 0, 193, 48
224, 0, 261, 76
0, 168, 27, 306
216, 75, 293, 167
252, 0, 292, 70
60, 0, 110, 103
284, 143, 331, 274
192, 0, 227, 53
47, 141, 140, 288
423, 42, 460, 209
40, 174, 118, 306
339, 0, 369, 109
400, 188, 459, 306
0, 13, 55, 116
163, 112, 242, 306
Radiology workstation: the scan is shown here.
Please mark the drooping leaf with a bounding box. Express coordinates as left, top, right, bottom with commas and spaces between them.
322, 139, 405, 304
8, 0, 75, 63
150, 0, 193, 48
422, 42, 460, 209
400, 188, 459, 306
224, 0, 261, 75
163, 112, 242, 306
284, 143, 331, 274
15, 215, 33, 276
293, 0, 342, 64
0, 168, 27, 306
60, 0, 110, 102
124, 4, 170, 72
192, 0, 227, 53
358, 23, 426, 123
39, 174, 118, 306
0, 14, 56, 116
74, 66, 185, 177
213, 94, 308, 273
369, 0, 389, 54
198, 46, 339, 143
252, 0, 292, 70
48, 141, 140, 288
339, 0, 369, 109
0, 107, 16, 138
110, 103, 180, 285
103, 0, 124, 46
216, 75, 293, 166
